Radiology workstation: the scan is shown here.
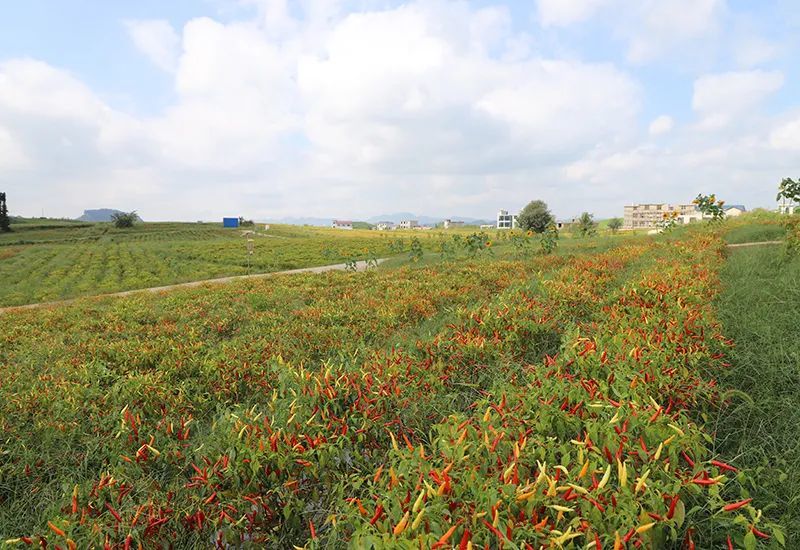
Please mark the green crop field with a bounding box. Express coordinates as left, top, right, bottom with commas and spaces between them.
0, 220, 637, 308
1, 215, 797, 548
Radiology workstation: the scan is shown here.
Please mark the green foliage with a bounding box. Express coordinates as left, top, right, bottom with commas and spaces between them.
408, 236, 424, 263
693, 193, 726, 222
784, 215, 800, 255
575, 212, 598, 237
111, 211, 140, 229
517, 200, 554, 233
608, 217, 623, 233
0, 191, 10, 232
776, 177, 800, 204
539, 222, 559, 254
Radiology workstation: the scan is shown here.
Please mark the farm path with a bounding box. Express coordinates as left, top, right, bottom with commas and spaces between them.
0, 259, 386, 314
726, 240, 784, 248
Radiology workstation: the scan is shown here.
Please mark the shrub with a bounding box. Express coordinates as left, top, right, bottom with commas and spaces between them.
111, 211, 140, 228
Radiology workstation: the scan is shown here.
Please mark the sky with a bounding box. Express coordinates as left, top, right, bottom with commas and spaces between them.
1, 0, 799, 221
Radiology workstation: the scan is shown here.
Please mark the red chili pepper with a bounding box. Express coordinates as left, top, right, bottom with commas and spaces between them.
459, 528, 471, 550
751, 526, 770, 539
105, 502, 122, 523
711, 460, 738, 473
666, 495, 679, 519
370, 504, 384, 525
726, 535, 734, 550
481, 519, 506, 542
723, 498, 752, 512
691, 478, 719, 486
681, 451, 695, 468
309, 519, 317, 539
623, 528, 636, 543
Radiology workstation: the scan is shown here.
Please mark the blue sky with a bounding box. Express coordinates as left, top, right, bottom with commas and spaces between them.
1, 0, 799, 221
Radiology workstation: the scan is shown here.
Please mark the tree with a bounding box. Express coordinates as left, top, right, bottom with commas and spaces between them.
575, 212, 597, 237
111, 211, 139, 228
517, 200, 554, 233
607, 217, 623, 233
777, 177, 800, 204
0, 192, 9, 232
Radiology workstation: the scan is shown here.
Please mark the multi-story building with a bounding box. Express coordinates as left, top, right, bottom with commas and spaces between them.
623, 203, 701, 229
496, 209, 518, 229
398, 220, 418, 229
332, 220, 353, 230
375, 221, 394, 230
442, 219, 464, 229
778, 197, 798, 215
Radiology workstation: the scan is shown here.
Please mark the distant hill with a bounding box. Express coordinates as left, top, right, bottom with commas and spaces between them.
77, 209, 127, 222
367, 213, 492, 226
266, 213, 493, 227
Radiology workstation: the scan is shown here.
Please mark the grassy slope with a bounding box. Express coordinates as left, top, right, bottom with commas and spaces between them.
714, 237, 800, 543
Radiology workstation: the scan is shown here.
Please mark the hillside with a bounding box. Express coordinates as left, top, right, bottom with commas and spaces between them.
77, 208, 127, 222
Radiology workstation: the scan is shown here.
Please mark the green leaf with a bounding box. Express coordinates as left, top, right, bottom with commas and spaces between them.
673, 499, 685, 528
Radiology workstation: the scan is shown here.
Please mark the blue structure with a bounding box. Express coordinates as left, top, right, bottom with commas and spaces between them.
223, 217, 239, 228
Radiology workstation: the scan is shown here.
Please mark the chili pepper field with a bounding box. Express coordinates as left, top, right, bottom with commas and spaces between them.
0, 229, 788, 548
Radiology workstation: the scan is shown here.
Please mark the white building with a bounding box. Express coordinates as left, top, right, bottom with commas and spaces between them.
375, 221, 394, 230
442, 219, 464, 229
398, 220, 418, 229
496, 209, 518, 229
723, 205, 747, 217
332, 220, 353, 230
623, 203, 701, 229
778, 197, 798, 215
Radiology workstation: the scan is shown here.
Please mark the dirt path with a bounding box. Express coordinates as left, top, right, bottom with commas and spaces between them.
727, 240, 783, 248
0, 259, 386, 314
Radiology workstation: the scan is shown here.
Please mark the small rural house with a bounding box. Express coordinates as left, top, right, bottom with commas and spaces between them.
723, 205, 747, 217
398, 220, 418, 229
375, 221, 394, 230
332, 220, 353, 230
442, 219, 464, 229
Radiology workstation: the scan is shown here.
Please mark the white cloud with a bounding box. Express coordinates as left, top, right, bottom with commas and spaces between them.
125, 19, 180, 72
1, 1, 798, 221
536, 0, 608, 27
623, 0, 724, 63
0, 126, 29, 170
692, 70, 784, 129
770, 116, 800, 151
648, 115, 674, 136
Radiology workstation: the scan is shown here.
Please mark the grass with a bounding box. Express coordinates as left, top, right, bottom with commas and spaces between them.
714, 242, 800, 544
723, 223, 786, 244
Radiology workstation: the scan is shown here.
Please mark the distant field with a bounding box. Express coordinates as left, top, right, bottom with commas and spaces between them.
0, 222, 420, 306
0, 220, 639, 307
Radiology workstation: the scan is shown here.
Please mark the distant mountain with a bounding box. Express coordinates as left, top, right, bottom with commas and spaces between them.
77, 208, 127, 222
367, 213, 492, 226
266, 213, 494, 227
